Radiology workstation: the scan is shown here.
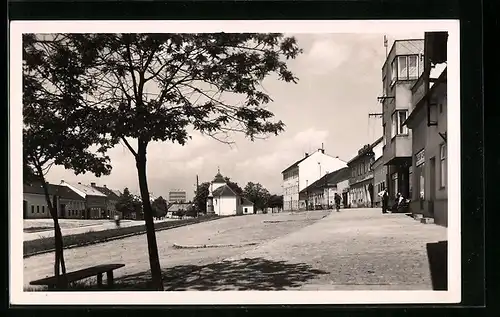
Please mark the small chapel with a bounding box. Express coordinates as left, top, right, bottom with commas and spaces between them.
206, 169, 254, 216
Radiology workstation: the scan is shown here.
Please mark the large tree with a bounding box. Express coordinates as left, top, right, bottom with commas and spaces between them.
26, 33, 302, 290
115, 187, 142, 219
243, 182, 271, 211
223, 177, 244, 196
23, 34, 113, 282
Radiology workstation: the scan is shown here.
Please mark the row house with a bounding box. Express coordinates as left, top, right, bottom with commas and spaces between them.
347, 138, 383, 208
299, 167, 351, 210
404, 32, 448, 226
92, 183, 122, 218
379, 39, 425, 201
60, 181, 108, 219
23, 183, 85, 219
371, 137, 388, 207
281, 146, 348, 211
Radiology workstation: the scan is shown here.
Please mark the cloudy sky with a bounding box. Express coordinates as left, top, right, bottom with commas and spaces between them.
45, 32, 423, 199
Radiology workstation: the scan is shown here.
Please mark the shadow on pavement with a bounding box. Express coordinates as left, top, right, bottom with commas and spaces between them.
426, 240, 448, 290
68, 258, 329, 291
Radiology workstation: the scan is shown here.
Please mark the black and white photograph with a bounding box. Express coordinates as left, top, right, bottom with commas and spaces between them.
10, 20, 460, 305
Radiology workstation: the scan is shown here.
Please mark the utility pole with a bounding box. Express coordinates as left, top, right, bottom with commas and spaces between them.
196, 175, 199, 217
384, 35, 388, 57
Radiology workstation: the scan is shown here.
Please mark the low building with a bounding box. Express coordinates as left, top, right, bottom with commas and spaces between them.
347, 138, 383, 208
93, 184, 122, 218
241, 197, 255, 215
299, 167, 351, 210
60, 181, 108, 219
206, 169, 245, 216
404, 31, 448, 226
167, 202, 193, 218
23, 183, 85, 219
23, 183, 58, 219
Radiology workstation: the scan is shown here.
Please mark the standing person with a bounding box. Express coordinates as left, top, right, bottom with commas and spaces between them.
334, 193, 341, 212
379, 189, 389, 214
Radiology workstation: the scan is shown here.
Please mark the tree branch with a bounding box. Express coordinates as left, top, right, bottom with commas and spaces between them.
121, 137, 138, 157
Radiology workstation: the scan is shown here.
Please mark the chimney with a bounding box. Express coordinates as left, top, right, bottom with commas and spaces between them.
60, 180, 65, 184
305, 152, 309, 158
91, 182, 96, 187
103, 185, 107, 188
78, 182, 81, 185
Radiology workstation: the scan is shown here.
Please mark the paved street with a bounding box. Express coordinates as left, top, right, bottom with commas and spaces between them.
23, 209, 446, 291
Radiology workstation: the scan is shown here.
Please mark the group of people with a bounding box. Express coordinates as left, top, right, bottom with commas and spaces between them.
378, 189, 408, 214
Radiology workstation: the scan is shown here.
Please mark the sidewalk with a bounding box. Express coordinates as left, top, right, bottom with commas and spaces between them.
169, 209, 447, 291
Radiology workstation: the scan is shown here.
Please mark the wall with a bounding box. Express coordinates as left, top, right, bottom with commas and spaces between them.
282, 166, 299, 211
59, 198, 85, 219
86, 195, 108, 218
298, 151, 347, 192
213, 196, 238, 216
24, 193, 51, 219
243, 205, 254, 215
372, 158, 388, 206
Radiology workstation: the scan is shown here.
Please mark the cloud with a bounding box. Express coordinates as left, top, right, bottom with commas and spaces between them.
299, 38, 351, 75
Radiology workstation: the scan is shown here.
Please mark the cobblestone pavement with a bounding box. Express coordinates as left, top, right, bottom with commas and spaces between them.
23, 211, 328, 290
23, 209, 446, 291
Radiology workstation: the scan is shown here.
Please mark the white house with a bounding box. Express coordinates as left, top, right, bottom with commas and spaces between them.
206, 169, 252, 216
282, 147, 348, 211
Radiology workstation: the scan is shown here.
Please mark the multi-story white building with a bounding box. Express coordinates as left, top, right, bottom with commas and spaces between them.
168, 189, 187, 203
281, 148, 348, 211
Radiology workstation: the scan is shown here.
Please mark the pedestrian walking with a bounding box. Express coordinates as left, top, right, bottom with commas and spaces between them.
334, 193, 341, 212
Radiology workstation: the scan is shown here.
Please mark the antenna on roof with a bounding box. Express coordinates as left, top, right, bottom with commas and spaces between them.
384, 35, 388, 57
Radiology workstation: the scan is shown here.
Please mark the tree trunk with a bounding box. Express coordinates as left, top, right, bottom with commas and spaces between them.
136, 144, 164, 291
38, 172, 67, 285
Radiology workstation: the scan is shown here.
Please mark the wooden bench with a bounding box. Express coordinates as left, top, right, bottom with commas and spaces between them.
30, 264, 125, 290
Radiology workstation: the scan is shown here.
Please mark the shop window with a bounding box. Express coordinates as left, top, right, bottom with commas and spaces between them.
440, 143, 447, 188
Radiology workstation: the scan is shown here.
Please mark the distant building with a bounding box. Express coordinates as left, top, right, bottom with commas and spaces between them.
168, 190, 187, 204
404, 32, 448, 226
380, 39, 425, 202
299, 167, 351, 210
347, 137, 383, 208
371, 137, 388, 208
206, 169, 252, 216
23, 183, 85, 219
60, 181, 107, 219
92, 183, 122, 218
281, 146, 348, 211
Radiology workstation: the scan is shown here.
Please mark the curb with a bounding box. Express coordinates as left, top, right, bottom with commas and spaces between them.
172, 242, 258, 249
23, 217, 221, 258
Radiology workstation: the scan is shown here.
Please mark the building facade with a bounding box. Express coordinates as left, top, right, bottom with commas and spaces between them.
60, 181, 108, 219
93, 184, 121, 218
282, 148, 348, 211
380, 39, 425, 202
23, 183, 85, 219
168, 190, 187, 204
371, 137, 388, 207
299, 167, 351, 210
347, 138, 382, 208
206, 169, 248, 216
405, 32, 448, 226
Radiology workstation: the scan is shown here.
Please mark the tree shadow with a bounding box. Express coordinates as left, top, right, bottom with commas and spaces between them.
426, 240, 448, 290
86, 258, 329, 291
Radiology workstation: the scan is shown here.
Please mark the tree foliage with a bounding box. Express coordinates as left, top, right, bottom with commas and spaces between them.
24, 32, 302, 290
223, 177, 244, 196
115, 188, 142, 218
23, 34, 114, 280
243, 182, 271, 211
193, 182, 210, 214
151, 196, 168, 218
267, 194, 283, 209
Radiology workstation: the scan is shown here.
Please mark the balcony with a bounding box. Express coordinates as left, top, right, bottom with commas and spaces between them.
383, 135, 412, 166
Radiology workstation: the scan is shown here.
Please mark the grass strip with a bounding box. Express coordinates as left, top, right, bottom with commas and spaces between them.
24, 215, 220, 258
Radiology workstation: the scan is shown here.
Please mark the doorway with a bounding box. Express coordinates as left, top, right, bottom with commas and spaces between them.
429, 157, 436, 216
23, 200, 28, 218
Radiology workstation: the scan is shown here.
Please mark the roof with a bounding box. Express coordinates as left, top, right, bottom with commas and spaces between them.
299, 167, 351, 194
168, 203, 192, 212
212, 184, 238, 197
23, 183, 84, 200
282, 155, 309, 174
63, 182, 107, 198
213, 171, 226, 183
241, 197, 254, 206
94, 186, 121, 200
347, 137, 383, 165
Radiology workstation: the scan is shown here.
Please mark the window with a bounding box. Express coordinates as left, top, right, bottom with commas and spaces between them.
391, 60, 397, 84
383, 124, 387, 146
391, 110, 409, 137
440, 143, 447, 188
393, 55, 420, 81
408, 55, 418, 78
244, 208, 248, 213
409, 166, 413, 199
37, 206, 40, 213
42, 206, 45, 213
31, 206, 34, 213
398, 56, 408, 79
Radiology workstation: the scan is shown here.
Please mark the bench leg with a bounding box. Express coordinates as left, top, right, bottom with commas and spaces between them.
97, 273, 103, 287
106, 271, 114, 288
